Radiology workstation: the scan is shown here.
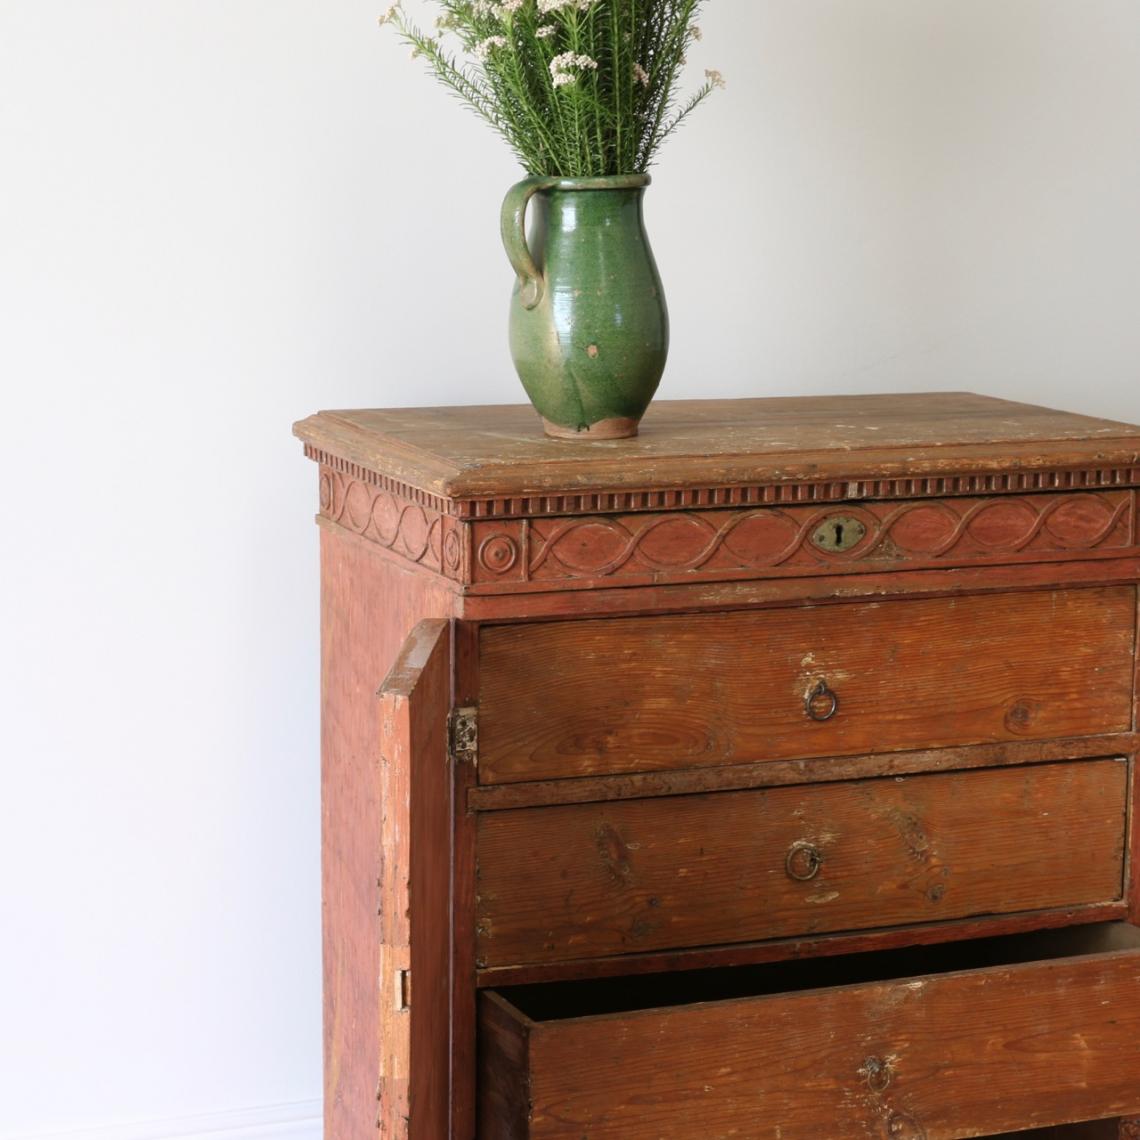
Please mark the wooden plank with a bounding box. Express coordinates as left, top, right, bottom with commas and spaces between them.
294, 394, 1140, 504
377, 620, 452, 1140
991, 1125, 1116, 1140
1128, 758, 1140, 924
449, 621, 480, 1140
483, 925, 1140, 1139
1134, 579, 1140, 734
479, 587, 1137, 784
476, 901, 1129, 989
476, 761, 1128, 968
459, 555, 1140, 623
476, 992, 532, 1140
319, 532, 456, 1140
469, 734, 1139, 811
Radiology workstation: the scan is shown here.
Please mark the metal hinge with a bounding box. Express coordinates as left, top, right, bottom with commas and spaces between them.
448, 706, 478, 768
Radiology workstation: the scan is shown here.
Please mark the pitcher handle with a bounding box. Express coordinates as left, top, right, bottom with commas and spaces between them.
501, 176, 559, 311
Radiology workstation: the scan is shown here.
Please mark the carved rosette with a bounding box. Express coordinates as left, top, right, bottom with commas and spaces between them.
471, 491, 1133, 586
318, 467, 465, 581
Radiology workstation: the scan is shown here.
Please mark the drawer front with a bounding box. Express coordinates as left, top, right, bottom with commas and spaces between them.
478, 586, 1136, 784
476, 760, 1128, 967
478, 924, 1140, 1139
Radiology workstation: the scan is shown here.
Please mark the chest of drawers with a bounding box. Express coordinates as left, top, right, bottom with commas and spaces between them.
295, 393, 1140, 1140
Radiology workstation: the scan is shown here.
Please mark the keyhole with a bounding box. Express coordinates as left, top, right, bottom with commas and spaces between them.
811, 514, 866, 554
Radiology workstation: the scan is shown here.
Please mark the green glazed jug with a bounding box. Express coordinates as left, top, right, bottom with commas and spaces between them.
501, 174, 669, 440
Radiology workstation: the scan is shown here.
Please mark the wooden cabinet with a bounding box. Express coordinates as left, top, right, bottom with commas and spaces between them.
295, 393, 1140, 1140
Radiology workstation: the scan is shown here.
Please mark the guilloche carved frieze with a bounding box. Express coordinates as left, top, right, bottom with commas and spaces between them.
317, 470, 1134, 589
318, 467, 465, 581
471, 491, 1134, 586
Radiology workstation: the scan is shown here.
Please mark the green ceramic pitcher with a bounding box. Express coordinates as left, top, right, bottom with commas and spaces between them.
501, 174, 669, 440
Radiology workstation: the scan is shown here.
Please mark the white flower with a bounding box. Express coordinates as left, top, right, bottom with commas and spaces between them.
538, 0, 597, 12
552, 72, 576, 87
377, 2, 401, 26
705, 68, 726, 89
475, 34, 509, 60
633, 62, 650, 87
689, 24, 703, 41
550, 51, 598, 82
493, 0, 524, 15
536, 24, 557, 38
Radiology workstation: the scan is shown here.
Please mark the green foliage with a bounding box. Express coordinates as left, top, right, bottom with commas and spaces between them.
379, 0, 722, 176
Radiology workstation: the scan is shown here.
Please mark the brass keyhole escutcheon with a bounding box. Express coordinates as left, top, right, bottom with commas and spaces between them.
811, 514, 867, 554
785, 841, 824, 882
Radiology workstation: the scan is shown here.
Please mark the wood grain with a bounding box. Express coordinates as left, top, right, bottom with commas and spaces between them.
319, 532, 455, 1140
476, 900, 1129, 989
479, 586, 1137, 784
459, 553, 1140, 623
469, 734, 1139, 812
294, 393, 1140, 507
450, 621, 480, 1140
992, 1125, 1116, 1140
1128, 758, 1140, 925
479, 924, 1140, 1139
377, 620, 451, 1139
476, 992, 532, 1139
475, 760, 1128, 967
304, 394, 1140, 1140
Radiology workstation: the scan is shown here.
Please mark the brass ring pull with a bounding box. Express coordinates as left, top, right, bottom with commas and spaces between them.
785, 841, 824, 882
862, 1055, 892, 1093
805, 680, 840, 722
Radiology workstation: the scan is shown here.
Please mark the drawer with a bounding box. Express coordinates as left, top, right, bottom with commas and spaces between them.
478, 923, 1140, 1139
478, 586, 1136, 784
476, 759, 1128, 968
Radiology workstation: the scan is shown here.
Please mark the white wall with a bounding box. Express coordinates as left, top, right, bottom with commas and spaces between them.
2, 1, 1139, 1137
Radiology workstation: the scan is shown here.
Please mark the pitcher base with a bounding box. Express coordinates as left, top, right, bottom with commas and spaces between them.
542, 416, 641, 441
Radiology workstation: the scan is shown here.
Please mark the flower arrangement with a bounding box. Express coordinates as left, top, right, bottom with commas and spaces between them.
378, 0, 722, 177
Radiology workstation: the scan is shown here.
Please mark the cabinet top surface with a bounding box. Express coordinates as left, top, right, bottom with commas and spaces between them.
294, 392, 1140, 503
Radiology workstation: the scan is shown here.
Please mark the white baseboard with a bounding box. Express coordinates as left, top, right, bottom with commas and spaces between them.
11, 1101, 322, 1140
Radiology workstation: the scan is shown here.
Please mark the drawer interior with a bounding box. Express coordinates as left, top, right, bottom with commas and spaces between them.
492, 921, 1140, 1023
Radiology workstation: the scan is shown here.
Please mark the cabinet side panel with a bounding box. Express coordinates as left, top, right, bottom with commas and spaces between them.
320, 529, 456, 1140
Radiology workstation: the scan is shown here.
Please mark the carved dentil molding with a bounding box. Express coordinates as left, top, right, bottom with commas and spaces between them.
305, 443, 1140, 521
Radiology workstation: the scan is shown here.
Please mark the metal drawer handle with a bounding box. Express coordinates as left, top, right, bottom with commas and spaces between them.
785, 841, 824, 882
862, 1055, 893, 1093
805, 680, 840, 722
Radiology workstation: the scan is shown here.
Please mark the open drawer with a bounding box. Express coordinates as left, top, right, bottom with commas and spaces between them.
478, 923, 1140, 1139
